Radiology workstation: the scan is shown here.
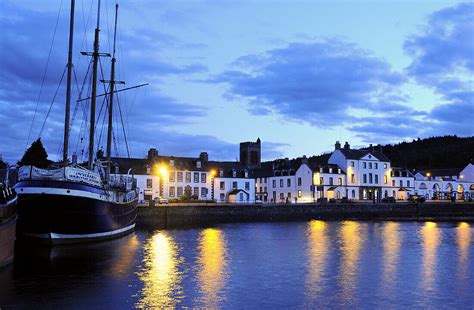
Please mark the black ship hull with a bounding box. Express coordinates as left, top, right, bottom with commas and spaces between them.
15, 180, 137, 245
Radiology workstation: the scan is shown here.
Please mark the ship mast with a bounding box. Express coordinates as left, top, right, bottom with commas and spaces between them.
104, 4, 124, 181
63, 0, 75, 166
81, 0, 110, 170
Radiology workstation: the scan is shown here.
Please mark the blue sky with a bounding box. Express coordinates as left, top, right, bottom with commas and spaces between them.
0, 0, 473, 163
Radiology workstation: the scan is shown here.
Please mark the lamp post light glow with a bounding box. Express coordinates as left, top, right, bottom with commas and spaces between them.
210, 170, 217, 202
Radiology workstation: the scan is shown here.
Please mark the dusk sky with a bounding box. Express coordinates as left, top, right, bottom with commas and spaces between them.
0, 0, 473, 163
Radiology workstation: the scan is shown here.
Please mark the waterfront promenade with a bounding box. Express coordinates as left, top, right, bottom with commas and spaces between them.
137, 202, 474, 228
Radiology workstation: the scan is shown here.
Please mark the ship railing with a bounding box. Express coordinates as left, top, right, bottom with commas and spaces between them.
18, 165, 103, 188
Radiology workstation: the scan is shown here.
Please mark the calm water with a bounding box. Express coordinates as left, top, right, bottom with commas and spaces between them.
1, 221, 473, 309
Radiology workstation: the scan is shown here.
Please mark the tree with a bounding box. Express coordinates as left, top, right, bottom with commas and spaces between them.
0, 159, 6, 169
18, 138, 51, 168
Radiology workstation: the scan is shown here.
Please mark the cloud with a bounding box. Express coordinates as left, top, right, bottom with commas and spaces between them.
404, 2, 474, 136
0, 1, 212, 163
206, 39, 408, 128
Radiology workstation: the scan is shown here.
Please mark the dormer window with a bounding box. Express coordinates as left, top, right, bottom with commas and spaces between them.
220, 169, 224, 177
196, 161, 202, 168
245, 170, 248, 178
319, 167, 323, 173
170, 160, 175, 167
329, 168, 333, 173
338, 169, 341, 174
232, 169, 237, 177
146, 165, 151, 174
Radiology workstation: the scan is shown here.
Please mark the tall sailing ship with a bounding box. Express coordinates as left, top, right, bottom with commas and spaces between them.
14, 1, 140, 244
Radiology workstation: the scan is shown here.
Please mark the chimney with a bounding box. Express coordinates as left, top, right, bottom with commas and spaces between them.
379, 145, 383, 153
147, 148, 159, 161
335, 141, 341, 150
369, 144, 374, 152
199, 152, 208, 163
301, 155, 308, 164
343, 142, 350, 150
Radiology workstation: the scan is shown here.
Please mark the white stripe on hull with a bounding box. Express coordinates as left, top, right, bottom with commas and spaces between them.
17, 186, 106, 201
23, 223, 136, 240
0, 195, 17, 207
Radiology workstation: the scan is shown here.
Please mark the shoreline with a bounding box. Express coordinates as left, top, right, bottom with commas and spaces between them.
137, 202, 474, 229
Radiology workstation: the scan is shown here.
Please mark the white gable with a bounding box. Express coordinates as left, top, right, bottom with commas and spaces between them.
360, 153, 380, 161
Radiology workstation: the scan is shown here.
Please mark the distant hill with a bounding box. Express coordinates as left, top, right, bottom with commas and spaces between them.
269, 136, 474, 170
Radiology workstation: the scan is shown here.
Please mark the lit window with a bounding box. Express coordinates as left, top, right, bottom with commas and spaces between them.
177, 172, 183, 182
177, 186, 183, 197
384, 163, 387, 169
146, 178, 152, 188
185, 172, 191, 183
169, 172, 175, 182
169, 186, 175, 197
384, 175, 388, 184
298, 190, 302, 198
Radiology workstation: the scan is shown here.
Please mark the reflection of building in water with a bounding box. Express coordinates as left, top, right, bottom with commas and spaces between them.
306, 220, 328, 301
456, 222, 471, 285
136, 232, 183, 308
110, 234, 140, 278
420, 222, 441, 291
339, 221, 366, 301
381, 222, 400, 291
196, 228, 228, 308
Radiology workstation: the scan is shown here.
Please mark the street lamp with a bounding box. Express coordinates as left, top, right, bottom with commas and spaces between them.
154, 164, 168, 198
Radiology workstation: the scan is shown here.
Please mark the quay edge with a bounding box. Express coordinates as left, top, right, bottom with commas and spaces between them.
136, 202, 474, 229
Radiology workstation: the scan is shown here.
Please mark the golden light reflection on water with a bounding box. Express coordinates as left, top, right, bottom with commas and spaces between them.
136, 232, 183, 309
420, 221, 441, 291
456, 222, 471, 275
339, 221, 365, 300
196, 228, 228, 308
306, 220, 328, 298
381, 222, 400, 291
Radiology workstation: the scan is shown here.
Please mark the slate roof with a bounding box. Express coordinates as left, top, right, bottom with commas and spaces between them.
308, 163, 345, 174
339, 148, 391, 162
391, 167, 415, 178
417, 168, 463, 178
208, 161, 253, 178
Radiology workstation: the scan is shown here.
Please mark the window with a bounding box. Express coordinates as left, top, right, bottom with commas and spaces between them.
170, 160, 174, 167
297, 177, 302, 186
369, 162, 372, 169
384, 175, 388, 184
194, 172, 199, 183
288, 192, 291, 198
363, 162, 367, 169
338, 169, 341, 174
280, 179, 283, 187
169, 172, 175, 182
264, 187, 267, 192
169, 186, 175, 197
177, 172, 183, 182
298, 190, 302, 198
352, 190, 356, 198
320, 177, 324, 185
287, 179, 291, 187
272, 180, 276, 188
407, 180, 410, 187
351, 161, 355, 167
193, 187, 199, 196
232, 181, 238, 189
319, 167, 323, 173
369, 173, 373, 184
177, 186, 183, 197
220, 193, 225, 201
329, 177, 334, 185
185, 172, 191, 183
399, 180, 403, 187
384, 163, 387, 169
219, 170, 224, 177
280, 193, 284, 200
351, 174, 355, 183
146, 178, 152, 188
392, 180, 395, 187
375, 174, 378, 184
232, 170, 237, 177
363, 174, 367, 183
239, 193, 244, 201
201, 173, 206, 183
196, 161, 202, 168
220, 182, 225, 190
201, 187, 207, 197
375, 163, 378, 169
245, 182, 250, 190
338, 178, 342, 186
